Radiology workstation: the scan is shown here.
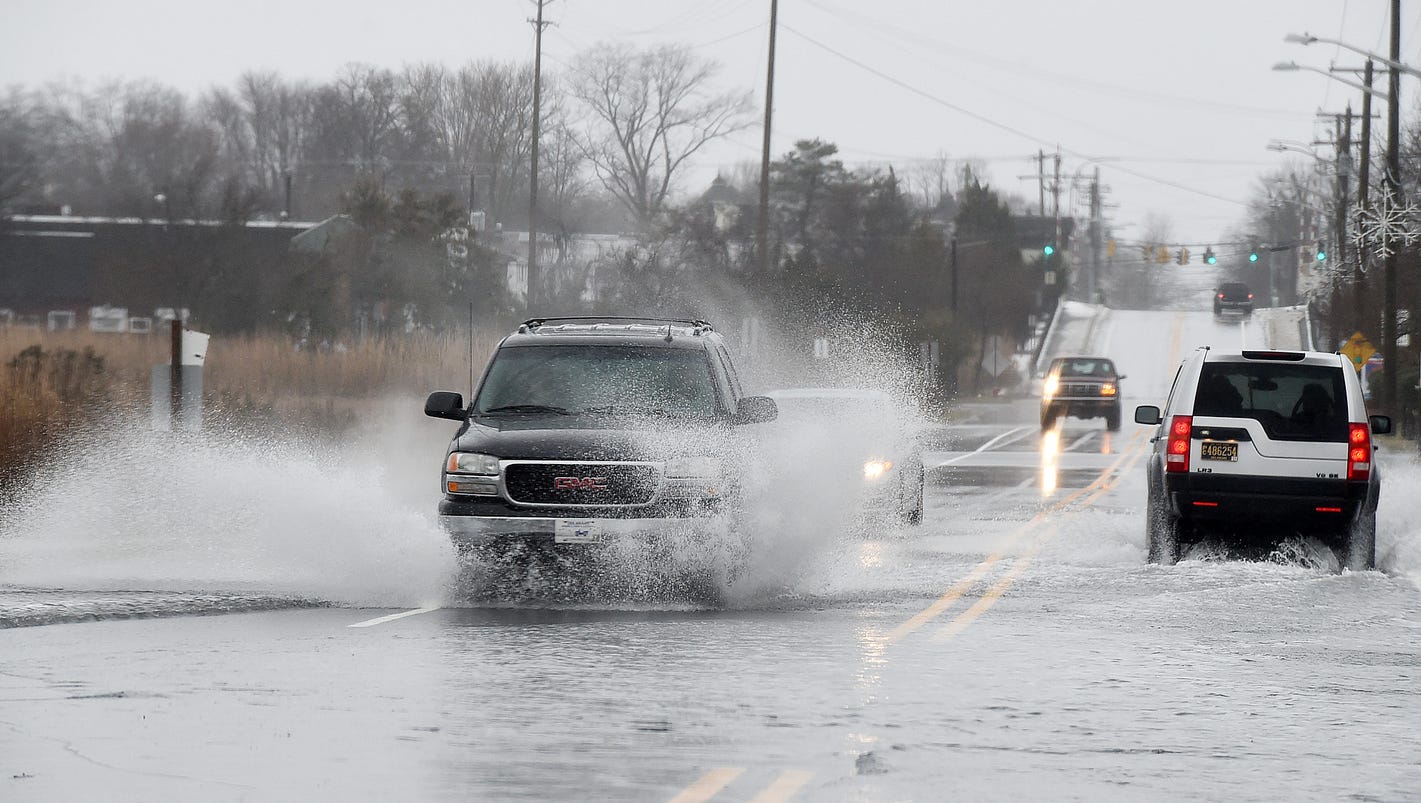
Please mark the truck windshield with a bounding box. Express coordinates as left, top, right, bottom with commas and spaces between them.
474, 345, 721, 419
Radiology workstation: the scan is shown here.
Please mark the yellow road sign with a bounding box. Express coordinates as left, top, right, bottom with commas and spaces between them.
1340, 331, 1376, 371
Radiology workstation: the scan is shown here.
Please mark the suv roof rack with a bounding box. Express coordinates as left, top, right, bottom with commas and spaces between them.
518, 316, 714, 334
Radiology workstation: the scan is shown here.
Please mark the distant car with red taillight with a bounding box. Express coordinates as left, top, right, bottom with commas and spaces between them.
1213, 281, 1253, 316
1133, 348, 1390, 568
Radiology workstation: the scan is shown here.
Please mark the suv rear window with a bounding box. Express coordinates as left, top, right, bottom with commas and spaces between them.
475, 345, 720, 418
1193, 362, 1346, 442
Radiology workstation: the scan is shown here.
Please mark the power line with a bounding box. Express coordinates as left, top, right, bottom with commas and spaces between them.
779, 23, 1247, 208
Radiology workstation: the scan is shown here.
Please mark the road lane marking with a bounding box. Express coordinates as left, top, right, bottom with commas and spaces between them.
931, 525, 1057, 642
670, 768, 744, 803
748, 769, 814, 803
931, 434, 1151, 643
347, 606, 441, 628
932, 425, 1033, 467
890, 427, 1147, 643
924, 313, 1182, 643
884, 558, 1004, 645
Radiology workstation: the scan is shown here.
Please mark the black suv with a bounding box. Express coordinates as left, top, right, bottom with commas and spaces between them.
424, 317, 777, 557
1213, 282, 1253, 316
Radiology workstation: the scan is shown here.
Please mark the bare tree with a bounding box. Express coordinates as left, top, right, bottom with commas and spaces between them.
205, 71, 311, 214
568, 43, 753, 227
0, 89, 39, 212
426, 61, 535, 228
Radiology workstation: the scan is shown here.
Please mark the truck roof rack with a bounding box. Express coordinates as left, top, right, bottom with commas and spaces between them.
518, 316, 714, 334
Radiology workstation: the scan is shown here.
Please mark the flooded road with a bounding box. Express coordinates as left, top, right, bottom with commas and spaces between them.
4, 308, 1421, 800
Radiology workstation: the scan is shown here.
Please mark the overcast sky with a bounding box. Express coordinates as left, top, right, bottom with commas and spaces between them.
4, 0, 1419, 253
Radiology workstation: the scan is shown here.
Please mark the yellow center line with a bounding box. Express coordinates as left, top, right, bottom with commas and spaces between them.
747, 770, 814, 803
670, 768, 744, 803
887, 426, 1147, 644
930, 432, 1152, 643
925, 311, 1186, 643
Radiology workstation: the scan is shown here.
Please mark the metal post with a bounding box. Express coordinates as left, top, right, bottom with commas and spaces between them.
1383, 0, 1401, 413
1356, 60, 1373, 334
526, 0, 549, 309
169, 319, 182, 427
949, 234, 959, 313
757, 0, 779, 277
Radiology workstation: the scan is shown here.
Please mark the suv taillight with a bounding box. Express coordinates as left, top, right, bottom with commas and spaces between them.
1348, 422, 1372, 481
1166, 415, 1192, 473
1217, 293, 1224, 299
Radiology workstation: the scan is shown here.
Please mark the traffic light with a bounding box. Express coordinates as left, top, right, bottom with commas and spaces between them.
1203, 247, 1217, 265
1156, 245, 1170, 264
1176, 247, 1190, 265
1248, 245, 1259, 263
1315, 240, 1327, 262
1043, 243, 1055, 257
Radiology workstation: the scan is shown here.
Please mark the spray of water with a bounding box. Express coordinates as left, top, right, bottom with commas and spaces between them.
0, 407, 457, 608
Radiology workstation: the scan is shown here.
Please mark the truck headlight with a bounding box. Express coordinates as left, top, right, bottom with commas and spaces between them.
1043, 376, 1059, 399
863, 459, 894, 480
1099, 383, 1117, 396
664, 455, 721, 479
446, 452, 500, 475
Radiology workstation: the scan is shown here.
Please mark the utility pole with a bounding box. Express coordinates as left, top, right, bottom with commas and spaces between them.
757, 0, 778, 277
1356, 59, 1374, 333
526, 0, 552, 309
1088, 167, 1102, 304
1332, 109, 1352, 350
1036, 149, 1046, 217
1383, 0, 1401, 413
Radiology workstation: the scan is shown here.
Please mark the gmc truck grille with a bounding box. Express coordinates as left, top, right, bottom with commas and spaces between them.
503, 462, 660, 506
1061, 382, 1104, 397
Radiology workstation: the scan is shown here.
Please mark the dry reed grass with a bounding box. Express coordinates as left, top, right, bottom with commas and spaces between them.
0, 325, 500, 486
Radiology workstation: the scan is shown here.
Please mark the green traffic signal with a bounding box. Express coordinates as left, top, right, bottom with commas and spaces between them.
1043, 244, 1055, 256
1315, 241, 1327, 262
1248, 251, 1259, 263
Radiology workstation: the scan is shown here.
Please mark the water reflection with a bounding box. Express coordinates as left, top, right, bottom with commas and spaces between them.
1040, 427, 1060, 498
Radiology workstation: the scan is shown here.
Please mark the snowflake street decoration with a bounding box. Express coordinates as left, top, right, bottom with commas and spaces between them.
1350, 190, 1421, 260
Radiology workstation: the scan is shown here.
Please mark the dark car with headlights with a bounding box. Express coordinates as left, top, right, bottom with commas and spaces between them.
1040, 356, 1124, 431
423, 317, 777, 557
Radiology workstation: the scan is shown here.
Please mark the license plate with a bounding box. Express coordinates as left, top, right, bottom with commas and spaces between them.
1200, 441, 1238, 462
554, 519, 601, 544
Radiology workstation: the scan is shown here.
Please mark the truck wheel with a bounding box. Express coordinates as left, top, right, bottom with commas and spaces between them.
1106, 406, 1122, 432
1341, 511, 1377, 571
1146, 484, 1182, 565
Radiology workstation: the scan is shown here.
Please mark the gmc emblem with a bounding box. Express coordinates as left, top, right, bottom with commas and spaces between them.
554, 476, 608, 490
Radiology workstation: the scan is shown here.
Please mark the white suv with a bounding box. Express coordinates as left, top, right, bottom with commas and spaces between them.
1134, 348, 1391, 568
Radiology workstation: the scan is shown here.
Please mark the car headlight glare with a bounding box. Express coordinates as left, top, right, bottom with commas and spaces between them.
1099, 383, 1117, 396
446, 452, 500, 475
1043, 376, 1059, 398
863, 459, 893, 480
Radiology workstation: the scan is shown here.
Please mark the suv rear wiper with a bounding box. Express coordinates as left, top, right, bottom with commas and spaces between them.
480, 404, 571, 416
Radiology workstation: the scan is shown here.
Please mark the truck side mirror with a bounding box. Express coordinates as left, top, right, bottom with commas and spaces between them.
425, 391, 465, 420
732, 396, 778, 425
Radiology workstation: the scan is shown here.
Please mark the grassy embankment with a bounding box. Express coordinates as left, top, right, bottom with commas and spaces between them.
0, 327, 496, 488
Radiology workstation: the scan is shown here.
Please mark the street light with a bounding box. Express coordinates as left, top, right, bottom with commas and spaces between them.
1271, 62, 1389, 99
1284, 32, 1421, 79
1284, 10, 1405, 416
